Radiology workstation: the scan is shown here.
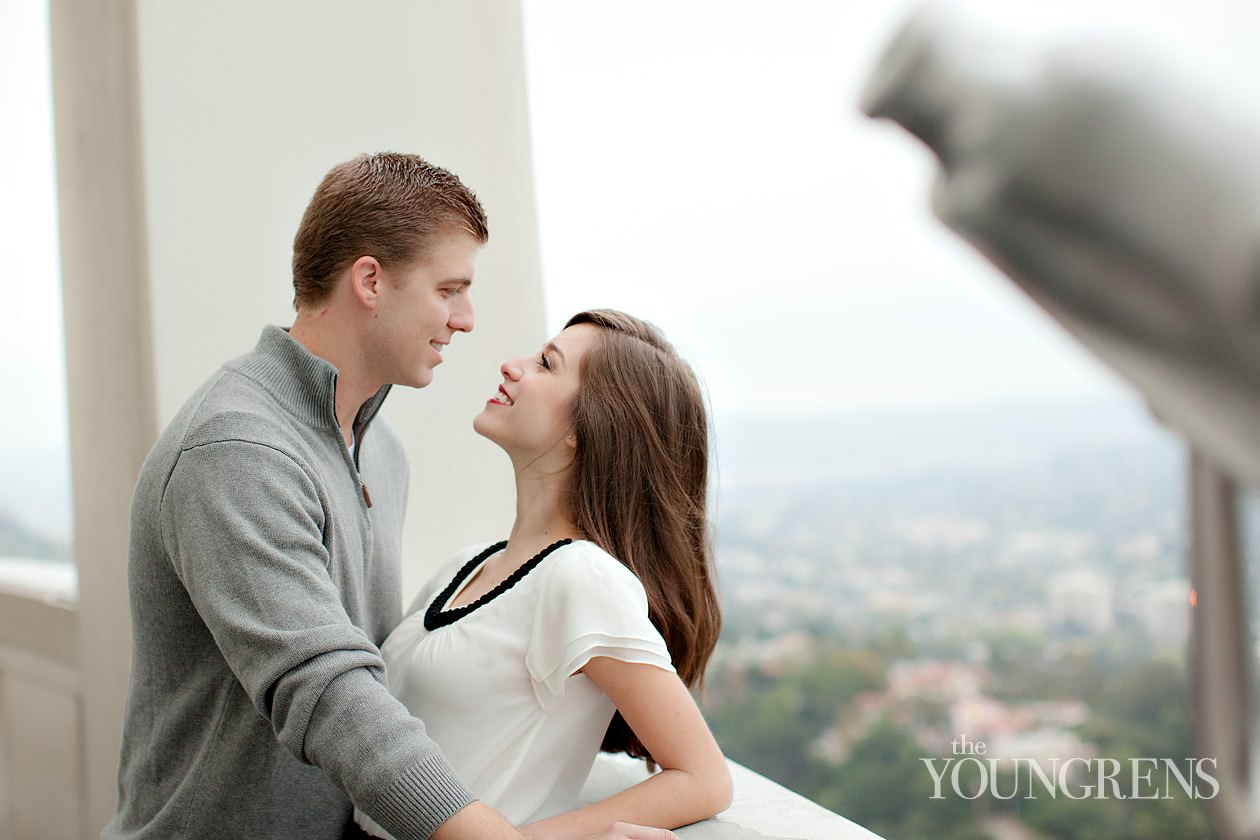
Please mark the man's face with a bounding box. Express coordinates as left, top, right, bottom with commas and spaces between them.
368, 231, 480, 388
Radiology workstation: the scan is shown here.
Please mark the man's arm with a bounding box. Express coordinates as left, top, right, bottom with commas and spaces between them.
162, 438, 473, 838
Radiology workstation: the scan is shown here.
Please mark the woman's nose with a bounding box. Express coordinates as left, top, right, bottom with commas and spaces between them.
501, 358, 524, 380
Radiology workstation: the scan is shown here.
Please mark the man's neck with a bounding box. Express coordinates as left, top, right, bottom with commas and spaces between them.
289, 312, 381, 445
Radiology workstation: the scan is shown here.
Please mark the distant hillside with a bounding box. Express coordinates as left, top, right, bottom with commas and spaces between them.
714, 394, 1179, 489
0, 394, 1180, 563
0, 507, 68, 562
0, 442, 73, 543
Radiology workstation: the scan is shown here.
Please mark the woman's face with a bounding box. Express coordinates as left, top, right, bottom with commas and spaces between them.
473, 323, 599, 464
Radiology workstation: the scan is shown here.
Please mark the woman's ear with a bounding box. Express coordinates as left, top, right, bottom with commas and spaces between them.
565, 432, 577, 449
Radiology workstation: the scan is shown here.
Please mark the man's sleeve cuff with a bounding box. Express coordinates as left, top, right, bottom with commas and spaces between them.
367, 751, 478, 839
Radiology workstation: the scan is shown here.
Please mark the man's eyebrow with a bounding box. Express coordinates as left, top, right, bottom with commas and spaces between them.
545, 342, 566, 363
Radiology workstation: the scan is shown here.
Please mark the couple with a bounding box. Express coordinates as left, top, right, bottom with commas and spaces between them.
103, 153, 730, 840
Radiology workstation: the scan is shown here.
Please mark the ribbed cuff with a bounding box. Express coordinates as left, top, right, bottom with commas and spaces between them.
369, 751, 477, 840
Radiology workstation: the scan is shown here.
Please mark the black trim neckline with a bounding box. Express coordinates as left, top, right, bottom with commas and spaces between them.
424, 538, 573, 630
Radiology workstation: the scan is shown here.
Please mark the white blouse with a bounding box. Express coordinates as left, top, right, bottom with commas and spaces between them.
355, 539, 674, 837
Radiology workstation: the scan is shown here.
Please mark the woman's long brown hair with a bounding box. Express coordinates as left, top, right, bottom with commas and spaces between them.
564, 310, 721, 761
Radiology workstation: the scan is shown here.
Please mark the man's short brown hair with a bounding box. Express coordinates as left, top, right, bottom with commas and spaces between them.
291, 152, 489, 308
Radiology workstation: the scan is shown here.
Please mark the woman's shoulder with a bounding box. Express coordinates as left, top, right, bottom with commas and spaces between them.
553, 539, 628, 571
545, 540, 646, 593
526, 540, 671, 686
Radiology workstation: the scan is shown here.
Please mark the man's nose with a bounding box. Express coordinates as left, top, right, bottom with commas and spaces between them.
450, 296, 474, 333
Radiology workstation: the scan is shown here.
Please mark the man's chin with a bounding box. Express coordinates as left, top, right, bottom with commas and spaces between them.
403, 369, 435, 389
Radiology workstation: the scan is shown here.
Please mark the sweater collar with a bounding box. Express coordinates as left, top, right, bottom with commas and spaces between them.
231, 325, 392, 438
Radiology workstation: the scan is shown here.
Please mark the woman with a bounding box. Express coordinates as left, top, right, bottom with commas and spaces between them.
355, 310, 731, 839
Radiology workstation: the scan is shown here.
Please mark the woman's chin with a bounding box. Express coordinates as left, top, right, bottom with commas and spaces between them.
472, 412, 502, 445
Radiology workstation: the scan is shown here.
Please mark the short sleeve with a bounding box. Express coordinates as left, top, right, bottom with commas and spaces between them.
525, 543, 675, 709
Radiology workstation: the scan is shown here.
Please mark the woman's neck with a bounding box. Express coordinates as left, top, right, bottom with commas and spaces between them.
508, 464, 581, 549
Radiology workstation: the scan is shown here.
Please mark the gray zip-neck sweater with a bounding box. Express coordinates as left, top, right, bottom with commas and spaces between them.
104, 326, 473, 840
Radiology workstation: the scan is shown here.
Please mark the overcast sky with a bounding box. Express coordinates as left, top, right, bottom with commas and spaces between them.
5, 0, 1258, 455
523, 0, 1260, 418
1, 0, 63, 453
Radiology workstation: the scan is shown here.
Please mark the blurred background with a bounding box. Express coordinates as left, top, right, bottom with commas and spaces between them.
4, 1, 1258, 838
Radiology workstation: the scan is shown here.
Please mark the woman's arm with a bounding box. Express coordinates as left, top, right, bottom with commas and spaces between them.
521, 658, 733, 840
430, 803, 679, 840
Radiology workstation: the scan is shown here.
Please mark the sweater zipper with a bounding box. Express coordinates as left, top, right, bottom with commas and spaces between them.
341, 431, 373, 509
349, 407, 376, 509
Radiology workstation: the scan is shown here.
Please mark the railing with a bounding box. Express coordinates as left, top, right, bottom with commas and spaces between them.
582, 754, 883, 839
0, 560, 84, 840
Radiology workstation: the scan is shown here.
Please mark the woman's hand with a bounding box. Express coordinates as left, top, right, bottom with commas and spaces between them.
583, 822, 679, 839
523, 819, 677, 840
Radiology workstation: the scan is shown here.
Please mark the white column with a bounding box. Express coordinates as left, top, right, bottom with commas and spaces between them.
49, 1, 545, 834
49, 1, 154, 834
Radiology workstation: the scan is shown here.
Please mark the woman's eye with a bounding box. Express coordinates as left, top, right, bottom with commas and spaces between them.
538, 354, 551, 370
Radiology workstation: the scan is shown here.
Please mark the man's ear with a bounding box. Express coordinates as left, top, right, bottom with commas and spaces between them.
349, 256, 383, 309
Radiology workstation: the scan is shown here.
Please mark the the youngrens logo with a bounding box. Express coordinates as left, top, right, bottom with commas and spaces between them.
922, 735, 1219, 801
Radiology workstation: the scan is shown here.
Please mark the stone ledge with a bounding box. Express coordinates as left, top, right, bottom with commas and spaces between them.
580, 753, 884, 839
0, 557, 77, 606
0, 564, 78, 672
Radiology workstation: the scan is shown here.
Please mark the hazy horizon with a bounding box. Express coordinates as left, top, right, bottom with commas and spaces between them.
0, 387, 1176, 547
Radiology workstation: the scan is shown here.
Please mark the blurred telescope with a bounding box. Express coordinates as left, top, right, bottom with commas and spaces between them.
863, 4, 1260, 837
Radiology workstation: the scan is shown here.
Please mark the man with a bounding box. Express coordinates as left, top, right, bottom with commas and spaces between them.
104, 153, 676, 840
